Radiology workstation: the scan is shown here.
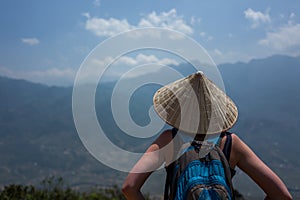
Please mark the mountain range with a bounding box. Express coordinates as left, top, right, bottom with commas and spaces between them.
0, 55, 300, 198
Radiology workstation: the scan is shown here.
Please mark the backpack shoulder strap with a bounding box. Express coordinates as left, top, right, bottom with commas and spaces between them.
171, 127, 178, 137
219, 131, 236, 178
220, 131, 232, 161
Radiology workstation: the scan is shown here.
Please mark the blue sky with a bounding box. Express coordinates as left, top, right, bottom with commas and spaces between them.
1, 0, 300, 85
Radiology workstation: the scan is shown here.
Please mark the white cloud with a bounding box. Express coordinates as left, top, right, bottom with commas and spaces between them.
31, 68, 75, 78
117, 56, 137, 66
190, 16, 201, 26
288, 12, 296, 25
259, 23, 300, 55
84, 9, 193, 37
279, 12, 295, 22
209, 50, 253, 65
244, 8, 271, 28
82, 12, 91, 19
134, 54, 178, 66
21, 38, 40, 45
85, 17, 133, 37
199, 32, 206, 37
289, 12, 295, 19
199, 31, 214, 41
93, 0, 100, 6
213, 49, 223, 56
114, 54, 179, 79
109, 54, 178, 68
88, 53, 179, 81
0, 53, 178, 85
138, 9, 193, 35
207, 36, 214, 41
190, 16, 196, 25
0, 66, 75, 86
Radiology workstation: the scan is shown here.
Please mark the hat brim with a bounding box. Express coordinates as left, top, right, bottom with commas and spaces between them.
153, 72, 238, 135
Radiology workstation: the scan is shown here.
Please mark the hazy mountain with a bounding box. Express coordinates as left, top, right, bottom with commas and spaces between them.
0, 55, 300, 198
218, 55, 300, 198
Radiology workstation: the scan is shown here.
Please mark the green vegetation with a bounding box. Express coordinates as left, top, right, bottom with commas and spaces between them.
0, 176, 148, 200
0, 176, 247, 200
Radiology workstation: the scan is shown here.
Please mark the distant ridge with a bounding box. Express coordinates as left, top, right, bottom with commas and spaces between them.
0, 54, 299, 198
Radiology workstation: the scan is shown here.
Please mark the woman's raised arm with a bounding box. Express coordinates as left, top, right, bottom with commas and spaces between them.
233, 135, 292, 200
122, 130, 173, 200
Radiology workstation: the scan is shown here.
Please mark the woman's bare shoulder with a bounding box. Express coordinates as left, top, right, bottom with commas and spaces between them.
220, 133, 243, 149
218, 132, 241, 167
219, 132, 241, 151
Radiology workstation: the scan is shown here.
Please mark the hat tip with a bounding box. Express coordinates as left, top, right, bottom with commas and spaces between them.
196, 71, 204, 75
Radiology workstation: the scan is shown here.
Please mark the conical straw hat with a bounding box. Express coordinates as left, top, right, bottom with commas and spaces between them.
153, 71, 238, 135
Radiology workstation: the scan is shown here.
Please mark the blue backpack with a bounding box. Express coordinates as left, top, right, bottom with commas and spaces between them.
164, 128, 235, 200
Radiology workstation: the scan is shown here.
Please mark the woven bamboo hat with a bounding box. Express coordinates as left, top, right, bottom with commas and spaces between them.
153, 71, 238, 135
